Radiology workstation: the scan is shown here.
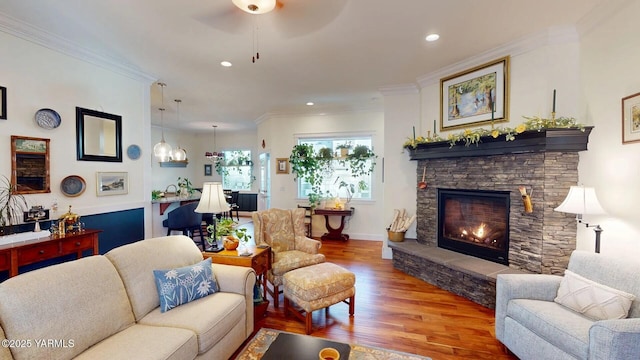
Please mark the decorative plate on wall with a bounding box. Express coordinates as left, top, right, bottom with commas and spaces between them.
127, 144, 141, 160
60, 175, 86, 197
34, 108, 61, 129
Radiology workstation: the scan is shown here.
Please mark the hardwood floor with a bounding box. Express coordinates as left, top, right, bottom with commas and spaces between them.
249, 235, 517, 360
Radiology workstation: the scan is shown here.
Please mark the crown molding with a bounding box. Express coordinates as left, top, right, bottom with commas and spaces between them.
416, 26, 579, 88
0, 12, 156, 83
378, 83, 419, 96
576, 0, 634, 37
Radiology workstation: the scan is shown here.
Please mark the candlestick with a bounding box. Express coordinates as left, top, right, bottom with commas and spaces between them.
552, 89, 556, 113
412, 126, 415, 140
433, 120, 436, 135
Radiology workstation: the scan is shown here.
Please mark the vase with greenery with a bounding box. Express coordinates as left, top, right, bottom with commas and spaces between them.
0, 176, 28, 236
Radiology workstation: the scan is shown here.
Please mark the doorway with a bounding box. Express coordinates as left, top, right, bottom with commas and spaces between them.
258, 152, 271, 210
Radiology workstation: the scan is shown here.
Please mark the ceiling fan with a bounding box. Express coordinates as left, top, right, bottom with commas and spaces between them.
197, 0, 348, 39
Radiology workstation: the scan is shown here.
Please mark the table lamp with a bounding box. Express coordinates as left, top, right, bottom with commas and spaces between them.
195, 182, 230, 252
554, 185, 606, 253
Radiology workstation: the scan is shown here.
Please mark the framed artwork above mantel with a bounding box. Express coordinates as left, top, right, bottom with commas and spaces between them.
440, 56, 510, 131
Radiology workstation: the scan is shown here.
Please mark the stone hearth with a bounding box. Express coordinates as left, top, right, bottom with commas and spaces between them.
390, 128, 593, 308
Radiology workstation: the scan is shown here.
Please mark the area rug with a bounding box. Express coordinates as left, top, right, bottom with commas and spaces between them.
236, 328, 432, 360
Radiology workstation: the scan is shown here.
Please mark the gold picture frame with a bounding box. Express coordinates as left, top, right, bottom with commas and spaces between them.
276, 158, 289, 174
440, 56, 510, 131
622, 92, 640, 144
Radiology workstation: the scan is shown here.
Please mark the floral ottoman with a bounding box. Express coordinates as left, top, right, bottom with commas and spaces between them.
283, 262, 355, 334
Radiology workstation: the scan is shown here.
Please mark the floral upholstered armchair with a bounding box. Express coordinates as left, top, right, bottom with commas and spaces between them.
252, 208, 325, 307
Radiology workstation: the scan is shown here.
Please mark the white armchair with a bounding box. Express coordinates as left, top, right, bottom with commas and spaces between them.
496, 250, 640, 360
252, 208, 325, 307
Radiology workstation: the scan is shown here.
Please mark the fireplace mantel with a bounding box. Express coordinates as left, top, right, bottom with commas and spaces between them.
407, 127, 593, 160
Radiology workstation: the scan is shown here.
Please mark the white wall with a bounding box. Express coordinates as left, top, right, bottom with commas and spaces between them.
0, 31, 153, 234
257, 110, 385, 241
380, 86, 420, 259
579, 0, 640, 257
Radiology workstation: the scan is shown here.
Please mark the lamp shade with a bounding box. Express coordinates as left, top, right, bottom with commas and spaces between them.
171, 147, 187, 161
554, 186, 606, 215
153, 140, 172, 162
232, 0, 276, 14
195, 182, 230, 214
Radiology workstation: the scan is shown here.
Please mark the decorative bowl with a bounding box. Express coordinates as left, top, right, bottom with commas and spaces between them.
223, 236, 239, 250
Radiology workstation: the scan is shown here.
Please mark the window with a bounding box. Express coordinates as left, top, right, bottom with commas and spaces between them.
296, 136, 374, 201
220, 150, 253, 191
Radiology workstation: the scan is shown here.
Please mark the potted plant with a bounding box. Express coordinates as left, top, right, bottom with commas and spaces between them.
336, 142, 353, 158
0, 175, 28, 236
177, 177, 194, 197
206, 218, 234, 247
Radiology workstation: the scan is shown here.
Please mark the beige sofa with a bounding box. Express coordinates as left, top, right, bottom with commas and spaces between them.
0, 235, 255, 360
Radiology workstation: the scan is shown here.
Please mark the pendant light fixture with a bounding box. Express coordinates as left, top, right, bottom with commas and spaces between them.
231, 0, 275, 63
153, 82, 172, 161
170, 99, 187, 162
205, 125, 224, 163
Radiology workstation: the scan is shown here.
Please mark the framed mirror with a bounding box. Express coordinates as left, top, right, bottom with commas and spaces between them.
76, 107, 122, 162
11, 135, 51, 194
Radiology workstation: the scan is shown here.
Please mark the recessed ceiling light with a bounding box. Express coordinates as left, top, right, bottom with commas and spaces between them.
425, 34, 440, 42
220, 61, 232, 67
306, 102, 314, 106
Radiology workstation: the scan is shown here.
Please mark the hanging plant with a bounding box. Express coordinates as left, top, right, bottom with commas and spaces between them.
289, 144, 324, 207
343, 144, 377, 178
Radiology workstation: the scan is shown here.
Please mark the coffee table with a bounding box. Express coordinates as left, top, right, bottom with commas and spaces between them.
236, 328, 432, 360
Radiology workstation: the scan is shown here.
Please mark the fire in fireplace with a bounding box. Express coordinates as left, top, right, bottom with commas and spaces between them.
437, 188, 510, 265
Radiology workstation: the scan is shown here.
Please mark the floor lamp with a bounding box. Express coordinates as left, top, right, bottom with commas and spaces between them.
554, 185, 606, 253
195, 182, 230, 252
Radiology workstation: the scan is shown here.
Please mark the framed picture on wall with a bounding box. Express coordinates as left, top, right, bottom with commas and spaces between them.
622, 92, 640, 144
440, 56, 510, 131
1, 86, 6, 120
276, 158, 289, 174
204, 164, 212, 176
96, 172, 128, 196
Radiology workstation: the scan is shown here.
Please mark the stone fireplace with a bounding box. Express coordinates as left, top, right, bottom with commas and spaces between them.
389, 127, 593, 308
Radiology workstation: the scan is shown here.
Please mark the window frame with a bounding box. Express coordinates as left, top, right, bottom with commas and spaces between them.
220, 150, 253, 191
294, 134, 375, 202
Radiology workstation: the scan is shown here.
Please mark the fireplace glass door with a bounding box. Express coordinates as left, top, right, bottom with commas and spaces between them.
437, 188, 510, 265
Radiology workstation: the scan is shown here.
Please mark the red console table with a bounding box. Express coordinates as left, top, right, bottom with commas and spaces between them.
314, 208, 354, 241
0, 229, 101, 278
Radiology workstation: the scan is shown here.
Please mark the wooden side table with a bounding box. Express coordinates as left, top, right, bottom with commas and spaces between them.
313, 208, 354, 241
203, 245, 271, 320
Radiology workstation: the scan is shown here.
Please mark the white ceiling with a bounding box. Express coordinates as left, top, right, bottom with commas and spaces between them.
0, 0, 605, 133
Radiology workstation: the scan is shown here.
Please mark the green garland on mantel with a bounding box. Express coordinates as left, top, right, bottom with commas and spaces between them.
403, 116, 586, 150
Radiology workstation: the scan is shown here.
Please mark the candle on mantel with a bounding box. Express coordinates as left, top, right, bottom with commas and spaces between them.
412, 126, 415, 140
553, 89, 556, 113
433, 120, 436, 135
